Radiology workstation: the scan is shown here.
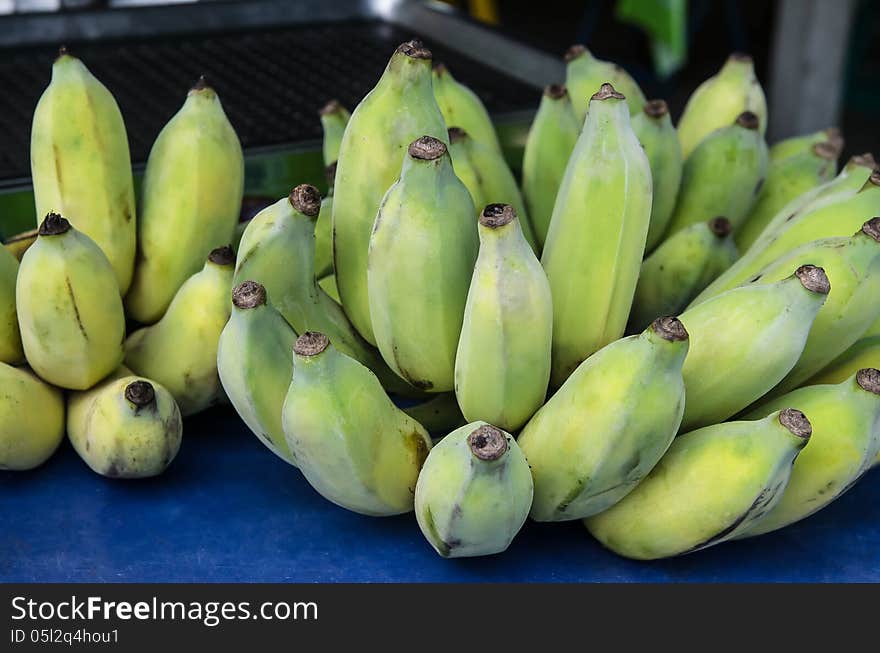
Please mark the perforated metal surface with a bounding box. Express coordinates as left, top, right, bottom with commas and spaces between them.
0, 20, 538, 180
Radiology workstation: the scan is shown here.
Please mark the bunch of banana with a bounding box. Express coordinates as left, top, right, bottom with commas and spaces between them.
676, 53, 767, 159
518, 317, 689, 522
415, 422, 532, 558
664, 111, 768, 237
217, 281, 297, 466
432, 63, 503, 154
318, 99, 350, 167
125, 76, 244, 324
564, 44, 645, 120
0, 362, 65, 470
0, 244, 23, 364
632, 99, 683, 252
281, 332, 432, 516
31, 47, 136, 293
585, 409, 811, 559
124, 246, 235, 416
333, 40, 447, 345
629, 217, 738, 332
17, 213, 125, 390
454, 204, 552, 432
368, 137, 478, 393
521, 84, 580, 249
541, 83, 652, 387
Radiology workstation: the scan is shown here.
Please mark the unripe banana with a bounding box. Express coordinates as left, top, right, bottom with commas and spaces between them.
564, 44, 646, 121
124, 246, 234, 417
403, 393, 466, 436
314, 163, 336, 280
585, 409, 811, 560
738, 369, 880, 536
0, 362, 65, 470
368, 137, 478, 393
68, 376, 182, 479
454, 204, 552, 432
415, 422, 532, 557
541, 83, 652, 387
333, 40, 447, 346
769, 126, 842, 164
736, 139, 841, 251
17, 213, 125, 390
521, 84, 580, 249
217, 281, 297, 465
632, 99, 683, 252
318, 100, 350, 167
677, 265, 829, 430
0, 245, 24, 364
677, 53, 768, 159
664, 112, 768, 237
518, 317, 689, 521
432, 63, 503, 154
629, 217, 738, 332
31, 48, 136, 293
318, 274, 340, 304
281, 332, 432, 516
125, 77, 244, 324
810, 337, 880, 387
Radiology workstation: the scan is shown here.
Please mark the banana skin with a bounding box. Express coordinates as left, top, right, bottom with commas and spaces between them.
564, 44, 645, 121
0, 244, 24, 364
0, 362, 65, 470
318, 100, 350, 168
432, 62, 503, 154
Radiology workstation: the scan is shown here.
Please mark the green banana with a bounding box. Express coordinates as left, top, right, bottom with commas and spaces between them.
677, 265, 829, 430
125, 76, 244, 324
314, 164, 336, 280
0, 244, 23, 364
810, 337, 880, 387
402, 393, 466, 436
281, 332, 432, 516
0, 362, 65, 470
521, 84, 580, 249
632, 99, 683, 252
866, 314, 880, 338
518, 316, 689, 521
432, 62, 502, 154
17, 213, 125, 390
318, 100, 350, 167
217, 281, 297, 465
541, 83, 652, 387
564, 44, 646, 121
454, 204, 552, 432
124, 246, 234, 417
585, 409, 811, 560
415, 422, 532, 557
738, 369, 880, 536
664, 111, 768, 237
318, 274, 340, 303
68, 376, 182, 479
677, 52, 768, 159
368, 137, 478, 393
31, 48, 136, 293
629, 217, 738, 332
769, 127, 842, 164
736, 139, 841, 251
332, 40, 447, 346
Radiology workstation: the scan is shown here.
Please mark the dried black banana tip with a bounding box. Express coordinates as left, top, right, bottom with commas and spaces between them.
191, 75, 209, 92
564, 44, 587, 63
57, 45, 69, 58
397, 40, 432, 60
729, 52, 753, 64
480, 204, 516, 228
861, 217, 880, 241
125, 381, 156, 407
651, 316, 689, 342
825, 127, 845, 152
325, 162, 338, 187
709, 216, 732, 238
856, 368, 880, 395
232, 280, 266, 309
433, 62, 448, 75
592, 83, 626, 102
319, 99, 343, 117
408, 136, 447, 161
467, 425, 508, 461
294, 332, 330, 357
544, 84, 568, 99
795, 265, 831, 295
289, 184, 322, 217
447, 126, 468, 143
850, 152, 876, 169
870, 169, 880, 187
208, 245, 235, 266
38, 212, 71, 236
736, 111, 760, 130
779, 408, 812, 439
813, 141, 839, 160
643, 99, 669, 118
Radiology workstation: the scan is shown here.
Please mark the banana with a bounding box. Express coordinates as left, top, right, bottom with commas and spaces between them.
125, 76, 244, 324
664, 111, 768, 237
541, 83, 652, 387
769, 127, 842, 164
318, 274, 340, 303
629, 217, 738, 332
318, 100, 350, 167
368, 137, 478, 393
281, 332, 432, 516
402, 393, 466, 436
446, 127, 539, 252
415, 422, 532, 557
454, 204, 552, 432
677, 265, 829, 431
518, 316, 689, 521
0, 244, 23, 364
30, 48, 136, 293
0, 362, 65, 470
217, 281, 297, 465
432, 63, 503, 154
564, 44, 646, 120
68, 376, 182, 479
521, 84, 580, 249
314, 164, 336, 280
124, 246, 234, 417
3, 229, 38, 262
333, 40, 447, 346
737, 369, 880, 537
810, 337, 880, 387
584, 409, 811, 560
736, 139, 841, 251
677, 53, 768, 159
632, 99, 683, 252
17, 213, 125, 390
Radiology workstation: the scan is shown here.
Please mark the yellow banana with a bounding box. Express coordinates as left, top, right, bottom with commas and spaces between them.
3, 229, 38, 262
0, 244, 23, 364
432, 63, 503, 154
0, 362, 65, 470
564, 44, 645, 121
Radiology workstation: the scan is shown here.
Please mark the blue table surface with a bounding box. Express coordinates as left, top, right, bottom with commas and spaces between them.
2, 405, 879, 583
